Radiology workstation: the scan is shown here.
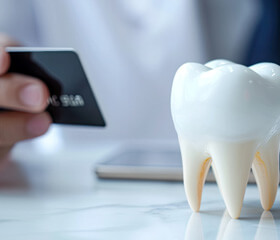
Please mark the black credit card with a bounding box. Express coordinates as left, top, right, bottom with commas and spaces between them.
6, 47, 106, 127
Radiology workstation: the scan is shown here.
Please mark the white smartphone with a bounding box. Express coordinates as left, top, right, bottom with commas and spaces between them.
95, 148, 257, 183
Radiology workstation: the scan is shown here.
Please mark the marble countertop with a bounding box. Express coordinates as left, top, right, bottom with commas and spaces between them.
0, 127, 279, 240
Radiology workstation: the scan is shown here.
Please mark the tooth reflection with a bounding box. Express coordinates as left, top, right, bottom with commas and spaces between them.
255, 211, 278, 240
184, 211, 278, 240
184, 213, 204, 240
217, 211, 245, 240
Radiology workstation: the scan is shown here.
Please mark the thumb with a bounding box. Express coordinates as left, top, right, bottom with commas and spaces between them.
0, 47, 10, 75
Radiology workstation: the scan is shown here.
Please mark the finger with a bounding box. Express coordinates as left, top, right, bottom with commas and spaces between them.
0, 33, 20, 47
0, 47, 10, 75
0, 146, 13, 160
0, 73, 50, 113
0, 111, 52, 146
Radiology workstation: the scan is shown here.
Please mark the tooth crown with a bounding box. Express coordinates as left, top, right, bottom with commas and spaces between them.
171, 60, 280, 219
171, 60, 280, 143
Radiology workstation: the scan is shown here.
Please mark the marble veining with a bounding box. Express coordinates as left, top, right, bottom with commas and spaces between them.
0, 140, 277, 239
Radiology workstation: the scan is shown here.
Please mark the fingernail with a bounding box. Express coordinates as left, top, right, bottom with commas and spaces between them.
26, 113, 51, 136
19, 84, 43, 107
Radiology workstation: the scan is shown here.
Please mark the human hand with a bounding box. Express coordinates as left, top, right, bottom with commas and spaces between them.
0, 47, 50, 112
0, 34, 51, 153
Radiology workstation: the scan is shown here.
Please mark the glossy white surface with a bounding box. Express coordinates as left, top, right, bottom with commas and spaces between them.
171, 60, 280, 143
0, 131, 278, 239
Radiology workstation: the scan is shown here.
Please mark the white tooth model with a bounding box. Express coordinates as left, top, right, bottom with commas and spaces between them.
171, 59, 280, 219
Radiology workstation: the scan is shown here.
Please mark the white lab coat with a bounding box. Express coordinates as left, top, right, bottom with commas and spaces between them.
0, 0, 261, 141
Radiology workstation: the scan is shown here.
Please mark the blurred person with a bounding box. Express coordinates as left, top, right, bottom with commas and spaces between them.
0, 0, 264, 142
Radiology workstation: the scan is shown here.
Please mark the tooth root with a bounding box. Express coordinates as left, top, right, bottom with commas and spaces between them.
178, 137, 211, 212
252, 135, 280, 211
208, 141, 257, 219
